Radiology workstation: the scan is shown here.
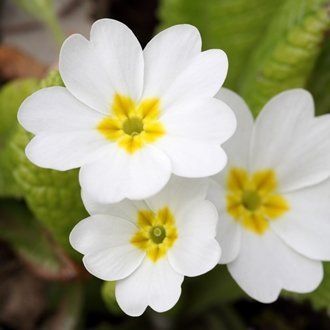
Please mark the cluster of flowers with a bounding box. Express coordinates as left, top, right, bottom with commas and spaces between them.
18, 19, 330, 317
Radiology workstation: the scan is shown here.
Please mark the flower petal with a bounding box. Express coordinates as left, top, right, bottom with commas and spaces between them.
161, 97, 236, 144
275, 115, 330, 192
250, 89, 314, 169
145, 175, 209, 215
25, 131, 111, 171
80, 146, 172, 203
215, 88, 253, 169
82, 191, 148, 223
142, 24, 201, 99
168, 200, 221, 277
90, 19, 144, 101
271, 180, 330, 260
161, 49, 228, 108
70, 215, 144, 281
228, 230, 323, 303
157, 137, 227, 177
207, 180, 242, 264
116, 258, 183, 316
60, 19, 143, 113
18, 87, 104, 134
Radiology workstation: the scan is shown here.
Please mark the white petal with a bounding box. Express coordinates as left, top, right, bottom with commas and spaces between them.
275, 115, 330, 192
228, 230, 323, 303
82, 190, 148, 223
142, 24, 201, 99
157, 137, 227, 177
18, 87, 104, 134
80, 146, 172, 203
60, 19, 143, 113
161, 97, 236, 144
90, 19, 144, 101
271, 179, 330, 260
146, 175, 209, 215
207, 180, 242, 264
116, 258, 183, 316
215, 88, 253, 169
250, 89, 314, 172
69, 215, 136, 254
168, 200, 221, 277
161, 49, 228, 108
25, 131, 111, 171
69, 215, 144, 281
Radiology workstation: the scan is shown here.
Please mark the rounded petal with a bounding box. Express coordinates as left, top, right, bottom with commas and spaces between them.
168, 200, 221, 277
207, 179, 242, 264
116, 258, 183, 316
142, 24, 201, 99
161, 97, 236, 144
25, 131, 110, 171
215, 88, 253, 169
275, 114, 330, 192
157, 137, 227, 177
228, 230, 323, 303
80, 146, 172, 203
271, 179, 330, 260
60, 19, 143, 113
90, 19, 144, 100
18, 87, 104, 134
145, 175, 209, 215
69, 215, 144, 281
82, 190, 148, 223
251, 89, 314, 171
162, 49, 228, 108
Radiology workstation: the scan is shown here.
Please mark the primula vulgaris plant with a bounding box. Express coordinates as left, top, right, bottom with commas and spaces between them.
16, 17, 330, 317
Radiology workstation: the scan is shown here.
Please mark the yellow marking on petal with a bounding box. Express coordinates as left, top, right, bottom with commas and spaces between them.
226, 168, 289, 235
131, 207, 178, 262
97, 93, 165, 154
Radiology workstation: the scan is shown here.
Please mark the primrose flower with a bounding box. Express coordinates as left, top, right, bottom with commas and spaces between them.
208, 88, 330, 303
70, 177, 221, 316
18, 19, 235, 203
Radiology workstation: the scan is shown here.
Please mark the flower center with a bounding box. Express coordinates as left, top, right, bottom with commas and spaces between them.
123, 116, 144, 136
97, 94, 165, 154
130, 207, 178, 262
241, 190, 261, 211
150, 225, 166, 244
226, 167, 289, 235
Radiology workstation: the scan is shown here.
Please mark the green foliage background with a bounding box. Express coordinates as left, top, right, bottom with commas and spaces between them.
0, 0, 330, 328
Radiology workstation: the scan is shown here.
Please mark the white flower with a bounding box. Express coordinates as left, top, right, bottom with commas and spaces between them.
69, 176, 221, 316
17, 19, 236, 204
208, 88, 330, 303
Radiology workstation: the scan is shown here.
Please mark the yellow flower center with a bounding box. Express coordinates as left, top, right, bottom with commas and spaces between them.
226, 167, 290, 235
130, 207, 178, 262
97, 94, 165, 154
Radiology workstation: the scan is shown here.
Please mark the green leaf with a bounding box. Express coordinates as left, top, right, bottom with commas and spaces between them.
101, 281, 123, 315
8, 71, 87, 256
0, 78, 39, 198
157, 0, 285, 89
239, 0, 330, 115
308, 35, 330, 115
0, 199, 80, 280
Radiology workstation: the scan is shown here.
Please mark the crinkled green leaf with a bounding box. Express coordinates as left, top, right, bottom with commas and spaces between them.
0, 200, 79, 280
8, 71, 87, 256
308, 36, 330, 115
158, 0, 284, 89
239, 0, 330, 115
0, 79, 39, 198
